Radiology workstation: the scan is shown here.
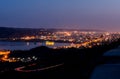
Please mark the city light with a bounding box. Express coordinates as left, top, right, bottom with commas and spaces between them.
0, 51, 10, 62
45, 41, 55, 46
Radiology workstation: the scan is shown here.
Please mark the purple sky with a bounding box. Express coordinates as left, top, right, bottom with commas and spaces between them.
0, 0, 120, 32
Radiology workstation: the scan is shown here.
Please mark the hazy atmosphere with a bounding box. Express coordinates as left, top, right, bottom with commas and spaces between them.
1, 1, 120, 79
0, 0, 120, 31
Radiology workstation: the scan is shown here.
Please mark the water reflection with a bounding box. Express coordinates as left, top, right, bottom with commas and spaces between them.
0, 41, 70, 50
26, 42, 30, 46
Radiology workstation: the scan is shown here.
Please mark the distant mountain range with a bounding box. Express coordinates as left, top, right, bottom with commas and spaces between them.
0, 27, 105, 38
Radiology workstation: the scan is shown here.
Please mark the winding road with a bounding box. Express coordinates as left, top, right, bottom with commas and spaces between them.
15, 63, 64, 72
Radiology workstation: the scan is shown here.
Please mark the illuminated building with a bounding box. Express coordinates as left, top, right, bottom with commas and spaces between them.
45, 41, 55, 46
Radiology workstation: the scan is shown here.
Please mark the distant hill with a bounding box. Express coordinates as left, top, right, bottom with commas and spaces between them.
0, 27, 105, 38
0, 27, 43, 38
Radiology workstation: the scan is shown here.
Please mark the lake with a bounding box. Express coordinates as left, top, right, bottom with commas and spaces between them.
0, 41, 71, 50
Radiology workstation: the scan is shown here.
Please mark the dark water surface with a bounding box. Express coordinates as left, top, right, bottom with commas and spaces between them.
0, 41, 70, 50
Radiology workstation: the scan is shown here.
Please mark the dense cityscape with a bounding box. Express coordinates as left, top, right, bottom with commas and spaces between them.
2, 30, 120, 49
0, 27, 120, 79
0, 28, 120, 62
1, 0, 120, 79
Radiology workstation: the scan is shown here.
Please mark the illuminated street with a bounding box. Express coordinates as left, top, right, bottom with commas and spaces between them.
15, 63, 64, 72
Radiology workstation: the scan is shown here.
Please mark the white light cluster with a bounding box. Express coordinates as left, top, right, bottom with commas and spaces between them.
8, 56, 38, 62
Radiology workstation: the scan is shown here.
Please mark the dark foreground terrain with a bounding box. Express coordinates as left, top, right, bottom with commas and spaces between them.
0, 39, 120, 79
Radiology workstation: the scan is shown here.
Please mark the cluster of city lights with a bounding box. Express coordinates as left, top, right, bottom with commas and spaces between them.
0, 51, 38, 62
0, 31, 120, 63
7, 56, 38, 62
8, 31, 120, 49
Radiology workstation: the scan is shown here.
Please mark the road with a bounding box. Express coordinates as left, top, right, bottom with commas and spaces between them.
15, 63, 64, 72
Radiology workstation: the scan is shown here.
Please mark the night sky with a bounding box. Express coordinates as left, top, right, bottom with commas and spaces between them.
0, 0, 120, 32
